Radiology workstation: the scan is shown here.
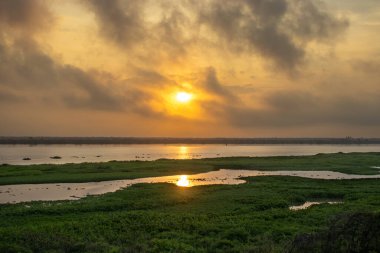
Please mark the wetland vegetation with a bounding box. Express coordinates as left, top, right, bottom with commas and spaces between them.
1, 152, 380, 185
1, 152, 380, 252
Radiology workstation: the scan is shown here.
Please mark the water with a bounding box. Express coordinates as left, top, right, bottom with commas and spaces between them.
1, 169, 380, 204
1, 144, 380, 165
289, 201, 343, 211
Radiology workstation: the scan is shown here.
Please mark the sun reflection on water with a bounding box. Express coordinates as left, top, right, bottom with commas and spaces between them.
178, 146, 189, 159
176, 175, 190, 187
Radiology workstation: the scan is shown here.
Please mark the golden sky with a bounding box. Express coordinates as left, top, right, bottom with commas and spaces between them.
1, 0, 380, 137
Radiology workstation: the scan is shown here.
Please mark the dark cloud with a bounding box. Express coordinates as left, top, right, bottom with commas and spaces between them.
0, 38, 59, 89
85, 0, 145, 47
201, 67, 238, 101
0, 0, 53, 32
154, 8, 190, 58
197, 1, 244, 44
265, 90, 317, 111
0, 37, 125, 111
0, 1, 57, 89
0, 0, 147, 113
196, 0, 348, 71
84, 0, 192, 61
328, 0, 380, 14
246, 0, 288, 24
0, 89, 26, 103
61, 67, 125, 111
221, 90, 380, 128
0, 36, 174, 115
351, 59, 380, 74
287, 0, 349, 41
128, 68, 171, 86
245, 26, 305, 70
83, 0, 348, 72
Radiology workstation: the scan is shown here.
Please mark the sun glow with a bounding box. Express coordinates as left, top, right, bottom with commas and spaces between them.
175, 92, 193, 103
176, 175, 190, 187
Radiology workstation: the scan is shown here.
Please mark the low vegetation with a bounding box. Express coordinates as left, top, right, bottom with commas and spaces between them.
1, 152, 380, 185
0, 153, 380, 252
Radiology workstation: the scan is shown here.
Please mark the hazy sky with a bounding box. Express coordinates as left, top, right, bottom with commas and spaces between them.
1, 0, 380, 137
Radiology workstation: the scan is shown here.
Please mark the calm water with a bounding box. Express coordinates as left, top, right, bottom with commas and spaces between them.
1, 169, 380, 204
1, 144, 380, 165
289, 201, 343, 211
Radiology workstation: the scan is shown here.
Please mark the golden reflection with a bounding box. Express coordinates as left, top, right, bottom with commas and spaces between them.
176, 175, 190, 187
179, 146, 188, 154
178, 146, 189, 159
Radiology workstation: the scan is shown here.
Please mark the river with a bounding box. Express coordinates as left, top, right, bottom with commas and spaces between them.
1, 144, 380, 165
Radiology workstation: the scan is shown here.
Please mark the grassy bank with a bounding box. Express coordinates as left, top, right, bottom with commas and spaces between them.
1, 152, 380, 185
1, 176, 380, 252
1, 153, 380, 252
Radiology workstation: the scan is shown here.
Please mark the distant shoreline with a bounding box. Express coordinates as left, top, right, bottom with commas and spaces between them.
1, 137, 380, 145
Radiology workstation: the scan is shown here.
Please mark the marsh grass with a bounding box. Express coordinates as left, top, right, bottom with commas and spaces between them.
1, 153, 380, 252
1, 176, 380, 252
1, 152, 380, 185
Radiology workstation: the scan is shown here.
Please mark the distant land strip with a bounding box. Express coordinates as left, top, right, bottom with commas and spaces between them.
1, 137, 380, 145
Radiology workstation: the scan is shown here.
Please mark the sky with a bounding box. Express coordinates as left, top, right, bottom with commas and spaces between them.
0, 0, 380, 137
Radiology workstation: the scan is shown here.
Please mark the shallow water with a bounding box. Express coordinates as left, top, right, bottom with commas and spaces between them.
1, 169, 380, 204
2, 144, 380, 165
289, 201, 343, 210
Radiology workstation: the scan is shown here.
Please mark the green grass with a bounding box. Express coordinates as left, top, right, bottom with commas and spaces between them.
1, 176, 380, 252
1, 153, 380, 252
1, 152, 380, 185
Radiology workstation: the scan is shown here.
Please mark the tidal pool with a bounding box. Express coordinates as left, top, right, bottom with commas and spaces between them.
289, 201, 343, 211
1, 169, 380, 204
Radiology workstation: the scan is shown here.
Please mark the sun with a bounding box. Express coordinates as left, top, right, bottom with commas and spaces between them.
175, 92, 193, 103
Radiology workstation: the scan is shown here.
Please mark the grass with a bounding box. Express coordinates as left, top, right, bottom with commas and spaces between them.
1, 152, 380, 185
1, 153, 380, 252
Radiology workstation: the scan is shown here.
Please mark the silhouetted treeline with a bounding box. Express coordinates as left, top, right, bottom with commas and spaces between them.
1, 137, 380, 145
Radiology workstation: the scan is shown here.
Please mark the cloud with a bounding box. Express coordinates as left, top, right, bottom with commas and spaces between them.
351, 59, 380, 74
0, 38, 59, 89
1, 0, 378, 137
0, 0, 141, 112
83, 0, 348, 72
286, 0, 349, 41
85, 0, 145, 47
201, 67, 238, 101
0, 38, 125, 110
84, 0, 193, 62
0, 36, 172, 115
60, 67, 126, 111
0, 1, 57, 89
0, 0, 53, 36
128, 68, 171, 86
153, 7, 191, 58
0, 89, 26, 103
220, 90, 380, 128
195, 0, 348, 71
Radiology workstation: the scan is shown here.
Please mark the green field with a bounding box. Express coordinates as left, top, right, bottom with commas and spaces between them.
1, 153, 380, 252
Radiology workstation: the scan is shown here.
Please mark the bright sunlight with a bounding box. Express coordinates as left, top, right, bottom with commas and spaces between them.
175, 92, 193, 103
176, 175, 190, 187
